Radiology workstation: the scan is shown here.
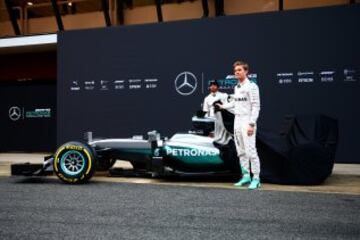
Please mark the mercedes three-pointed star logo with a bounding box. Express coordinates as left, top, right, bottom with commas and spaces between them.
174, 71, 198, 96
9, 106, 21, 121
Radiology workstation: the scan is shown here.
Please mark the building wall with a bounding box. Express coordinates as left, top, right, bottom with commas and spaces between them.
285, 0, 350, 10
0, 0, 356, 36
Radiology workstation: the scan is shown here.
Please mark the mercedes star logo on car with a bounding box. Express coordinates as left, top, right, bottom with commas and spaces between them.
9, 106, 21, 121
174, 71, 198, 96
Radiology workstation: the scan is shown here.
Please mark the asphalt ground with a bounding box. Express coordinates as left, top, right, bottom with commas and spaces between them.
2, 153, 360, 195
0, 176, 359, 240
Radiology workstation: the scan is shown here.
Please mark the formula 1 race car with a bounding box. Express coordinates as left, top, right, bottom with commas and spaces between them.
11, 111, 338, 185
10, 104, 241, 183
11, 128, 240, 184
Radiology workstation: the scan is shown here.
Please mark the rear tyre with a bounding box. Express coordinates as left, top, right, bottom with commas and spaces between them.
53, 142, 96, 184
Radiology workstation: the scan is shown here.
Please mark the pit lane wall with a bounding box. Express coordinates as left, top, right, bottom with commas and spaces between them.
57, 5, 360, 163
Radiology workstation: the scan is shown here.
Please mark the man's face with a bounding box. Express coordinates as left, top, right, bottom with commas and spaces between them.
209, 84, 218, 93
234, 65, 248, 81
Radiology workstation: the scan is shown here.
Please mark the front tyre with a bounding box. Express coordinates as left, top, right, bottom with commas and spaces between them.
54, 142, 96, 184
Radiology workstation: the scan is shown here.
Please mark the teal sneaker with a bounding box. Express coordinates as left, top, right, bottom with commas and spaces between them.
234, 174, 251, 187
248, 178, 261, 190
240, 165, 248, 175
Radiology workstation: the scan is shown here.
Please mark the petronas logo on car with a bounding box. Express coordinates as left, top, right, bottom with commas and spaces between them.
166, 147, 217, 157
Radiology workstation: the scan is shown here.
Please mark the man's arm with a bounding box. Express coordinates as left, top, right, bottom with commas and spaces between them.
202, 96, 212, 117
202, 97, 209, 113
249, 83, 260, 125
219, 97, 234, 109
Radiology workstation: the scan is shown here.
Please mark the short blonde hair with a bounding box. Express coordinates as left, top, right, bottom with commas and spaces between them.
233, 60, 249, 71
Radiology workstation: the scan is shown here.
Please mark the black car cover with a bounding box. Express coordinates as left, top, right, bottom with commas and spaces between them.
220, 112, 338, 185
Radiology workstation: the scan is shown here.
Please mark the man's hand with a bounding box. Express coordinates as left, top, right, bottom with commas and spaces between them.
214, 103, 223, 112
247, 125, 255, 136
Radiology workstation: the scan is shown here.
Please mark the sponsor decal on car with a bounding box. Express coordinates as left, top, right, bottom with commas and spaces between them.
166, 147, 217, 157
65, 145, 84, 151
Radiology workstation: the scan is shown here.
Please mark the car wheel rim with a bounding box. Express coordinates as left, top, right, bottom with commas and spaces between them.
60, 150, 86, 176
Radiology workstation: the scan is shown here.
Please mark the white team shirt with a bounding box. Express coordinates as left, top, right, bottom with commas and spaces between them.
223, 78, 260, 124
202, 91, 228, 118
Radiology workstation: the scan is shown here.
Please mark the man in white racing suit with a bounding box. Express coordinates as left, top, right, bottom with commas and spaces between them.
218, 61, 261, 189
202, 81, 232, 145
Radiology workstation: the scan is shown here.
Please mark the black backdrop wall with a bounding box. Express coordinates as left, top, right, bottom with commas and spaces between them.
0, 80, 56, 152
58, 5, 360, 163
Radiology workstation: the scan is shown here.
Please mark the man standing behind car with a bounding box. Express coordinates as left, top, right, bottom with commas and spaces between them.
218, 61, 261, 190
202, 81, 232, 145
